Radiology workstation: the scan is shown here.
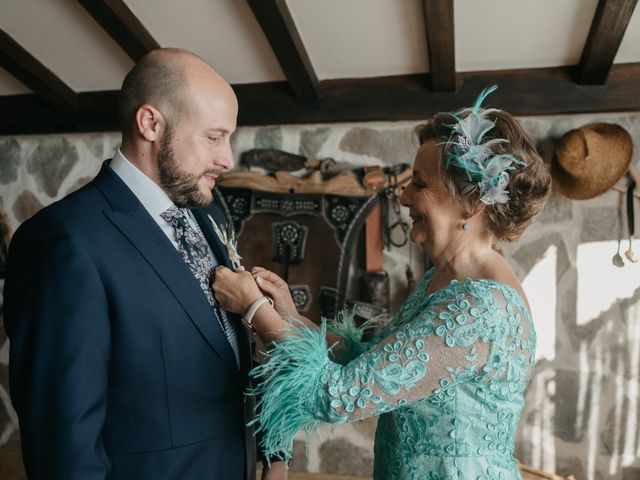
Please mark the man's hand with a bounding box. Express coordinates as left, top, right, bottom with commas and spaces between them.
261, 460, 288, 480
211, 266, 262, 315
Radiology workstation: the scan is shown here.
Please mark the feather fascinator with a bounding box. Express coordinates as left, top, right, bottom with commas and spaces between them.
443, 85, 525, 205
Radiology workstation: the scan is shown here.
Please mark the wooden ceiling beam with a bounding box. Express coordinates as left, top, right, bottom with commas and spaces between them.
0, 91, 118, 134
235, 64, 640, 124
576, 0, 638, 85
247, 0, 320, 99
0, 29, 77, 110
77, 0, 159, 62
423, 0, 456, 92
3, 64, 640, 134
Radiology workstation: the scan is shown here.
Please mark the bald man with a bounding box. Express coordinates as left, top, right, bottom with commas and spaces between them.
4, 49, 287, 480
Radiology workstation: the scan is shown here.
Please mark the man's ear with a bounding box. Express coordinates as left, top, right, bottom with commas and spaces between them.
134, 104, 166, 142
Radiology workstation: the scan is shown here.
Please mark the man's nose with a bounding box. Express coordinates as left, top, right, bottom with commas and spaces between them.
216, 142, 235, 171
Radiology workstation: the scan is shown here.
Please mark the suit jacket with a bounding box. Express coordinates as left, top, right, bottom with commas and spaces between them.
4, 162, 257, 480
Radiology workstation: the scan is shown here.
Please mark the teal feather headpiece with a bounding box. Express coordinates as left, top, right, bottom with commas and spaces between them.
443, 85, 525, 205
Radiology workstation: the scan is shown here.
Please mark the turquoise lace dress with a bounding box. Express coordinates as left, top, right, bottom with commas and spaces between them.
251, 268, 536, 479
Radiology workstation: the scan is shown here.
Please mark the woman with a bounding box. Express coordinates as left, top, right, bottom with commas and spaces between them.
212, 86, 551, 479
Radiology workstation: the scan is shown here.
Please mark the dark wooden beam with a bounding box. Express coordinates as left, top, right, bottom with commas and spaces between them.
0, 91, 118, 134
247, 0, 320, 99
235, 63, 640, 124
576, 0, 638, 84
0, 29, 77, 110
3, 64, 640, 134
77, 0, 159, 61
423, 0, 456, 92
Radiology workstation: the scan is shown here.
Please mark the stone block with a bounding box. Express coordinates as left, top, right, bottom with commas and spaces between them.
0, 426, 20, 453
555, 455, 589, 480
65, 176, 93, 195
0, 363, 7, 391
554, 368, 592, 443
12, 191, 43, 223
0, 139, 21, 185
299, 127, 331, 158
26, 138, 78, 198
512, 233, 563, 276
255, 127, 283, 150
288, 440, 308, 472
82, 134, 104, 161
0, 382, 17, 451
340, 127, 416, 165
539, 191, 573, 225
519, 119, 551, 144
581, 207, 619, 243
623, 466, 640, 479
599, 404, 617, 455
319, 437, 373, 476
351, 416, 377, 440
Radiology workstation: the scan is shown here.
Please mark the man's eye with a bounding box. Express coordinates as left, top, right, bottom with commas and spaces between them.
208, 136, 222, 144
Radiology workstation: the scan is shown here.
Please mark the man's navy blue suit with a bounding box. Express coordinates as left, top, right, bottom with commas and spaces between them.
4, 161, 257, 479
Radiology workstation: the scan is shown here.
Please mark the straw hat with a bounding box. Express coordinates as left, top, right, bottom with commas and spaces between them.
552, 123, 633, 200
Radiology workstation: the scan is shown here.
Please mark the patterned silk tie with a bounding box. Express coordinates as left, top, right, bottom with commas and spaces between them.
161, 205, 240, 366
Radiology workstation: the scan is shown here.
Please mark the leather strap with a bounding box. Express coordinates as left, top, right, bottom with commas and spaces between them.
627, 181, 636, 237
363, 166, 384, 273
243, 296, 274, 333
365, 204, 384, 272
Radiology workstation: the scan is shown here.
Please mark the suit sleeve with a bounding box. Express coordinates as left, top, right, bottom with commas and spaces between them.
3, 215, 112, 479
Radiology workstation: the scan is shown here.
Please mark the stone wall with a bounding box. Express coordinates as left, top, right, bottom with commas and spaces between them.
1, 112, 640, 479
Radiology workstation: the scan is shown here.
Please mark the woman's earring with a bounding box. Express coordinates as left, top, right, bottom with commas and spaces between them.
462, 221, 469, 231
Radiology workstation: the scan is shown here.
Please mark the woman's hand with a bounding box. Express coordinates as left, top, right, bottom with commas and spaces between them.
261, 461, 288, 480
252, 267, 298, 319
212, 266, 262, 315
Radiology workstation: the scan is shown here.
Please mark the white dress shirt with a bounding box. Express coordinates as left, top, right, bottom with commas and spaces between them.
110, 148, 181, 249
109, 149, 213, 254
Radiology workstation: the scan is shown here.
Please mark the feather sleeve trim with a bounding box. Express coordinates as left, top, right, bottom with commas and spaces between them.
249, 320, 333, 465
326, 310, 379, 365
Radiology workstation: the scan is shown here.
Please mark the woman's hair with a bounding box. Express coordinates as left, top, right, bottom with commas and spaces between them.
415, 109, 551, 242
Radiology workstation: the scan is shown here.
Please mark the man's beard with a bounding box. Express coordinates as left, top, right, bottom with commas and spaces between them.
157, 129, 216, 209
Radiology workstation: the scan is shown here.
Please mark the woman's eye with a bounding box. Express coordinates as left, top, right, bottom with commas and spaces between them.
412, 181, 426, 189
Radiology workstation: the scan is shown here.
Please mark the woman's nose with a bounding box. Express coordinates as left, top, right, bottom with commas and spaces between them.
399, 186, 410, 207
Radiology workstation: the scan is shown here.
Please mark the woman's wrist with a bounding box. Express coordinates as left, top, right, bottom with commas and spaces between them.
274, 305, 296, 320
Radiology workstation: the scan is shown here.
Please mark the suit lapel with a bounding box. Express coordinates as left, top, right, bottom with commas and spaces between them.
94, 163, 238, 370
193, 208, 253, 377
192, 209, 231, 267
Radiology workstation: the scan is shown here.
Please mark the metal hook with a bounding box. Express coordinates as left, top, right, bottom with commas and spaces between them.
388, 219, 409, 247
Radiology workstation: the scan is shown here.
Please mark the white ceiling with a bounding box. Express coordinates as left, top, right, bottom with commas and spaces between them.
1, 0, 639, 96
1, 0, 133, 92
126, 0, 284, 83
454, 0, 600, 71
288, 0, 429, 79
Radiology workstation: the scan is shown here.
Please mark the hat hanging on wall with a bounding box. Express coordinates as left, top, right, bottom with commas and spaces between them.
551, 123, 633, 200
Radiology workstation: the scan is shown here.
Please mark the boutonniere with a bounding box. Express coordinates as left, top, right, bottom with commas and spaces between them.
208, 215, 242, 269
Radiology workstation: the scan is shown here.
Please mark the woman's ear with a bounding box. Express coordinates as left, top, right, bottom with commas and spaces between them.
469, 202, 486, 219
134, 104, 166, 142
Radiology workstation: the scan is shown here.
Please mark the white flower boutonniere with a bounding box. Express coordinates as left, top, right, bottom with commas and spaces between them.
208, 214, 242, 269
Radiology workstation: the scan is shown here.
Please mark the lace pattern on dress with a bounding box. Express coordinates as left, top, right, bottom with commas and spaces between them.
251, 268, 536, 480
